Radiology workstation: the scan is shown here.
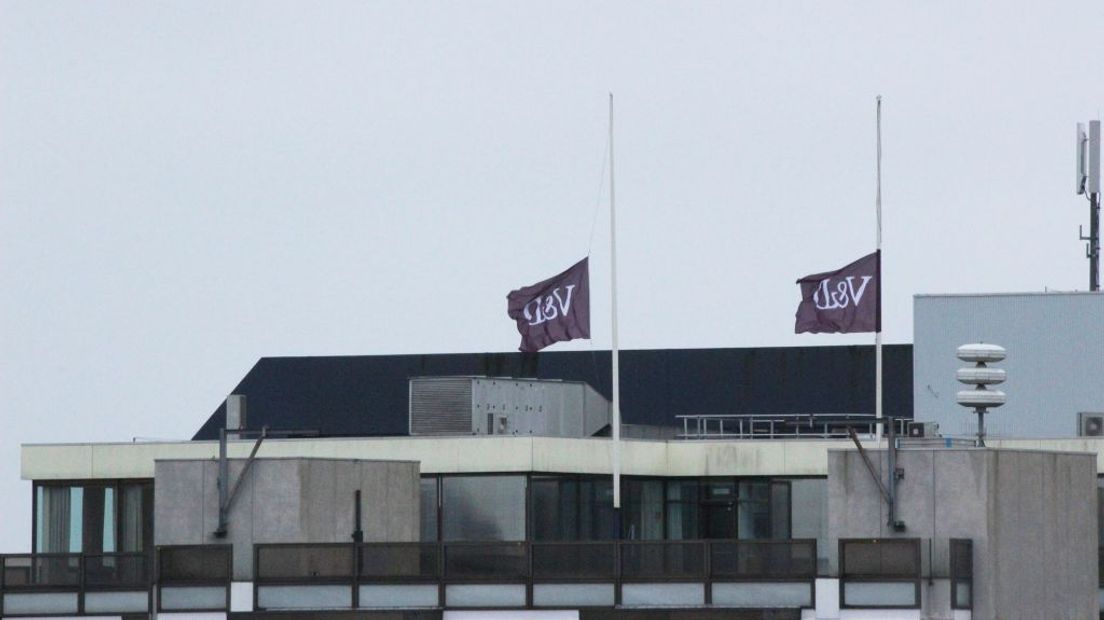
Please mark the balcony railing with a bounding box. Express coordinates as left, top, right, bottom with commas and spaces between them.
0, 552, 151, 616
3, 538, 967, 615
252, 539, 818, 611
839, 538, 922, 609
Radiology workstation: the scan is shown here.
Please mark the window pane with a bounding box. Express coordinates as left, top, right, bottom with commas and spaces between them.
36, 486, 74, 553
579, 479, 614, 541
665, 480, 700, 541
771, 482, 791, 539
80, 487, 111, 554
420, 477, 438, 542
666, 480, 699, 503
623, 480, 663, 540
665, 501, 700, 540
738, 482, 770, 540
69, 487, 83, 552
120, 483, 152, 552
102, 487, 116, 553
531, 477, 578, 541
442, 476, 526, 541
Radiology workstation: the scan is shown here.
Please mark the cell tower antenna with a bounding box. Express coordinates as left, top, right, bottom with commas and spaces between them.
1076, 120, 1100, 291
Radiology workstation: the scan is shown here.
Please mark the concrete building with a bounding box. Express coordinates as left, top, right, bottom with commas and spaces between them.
2, 333, 1101, 620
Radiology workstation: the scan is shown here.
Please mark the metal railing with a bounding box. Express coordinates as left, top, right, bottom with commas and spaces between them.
156, 545, 232, 614
6, 539, 983, 615
676, 413, 909, 439
0, 551, 152, 617
1, 552, 150, 590
251, 539, 818, 610
839, 538, 922, 609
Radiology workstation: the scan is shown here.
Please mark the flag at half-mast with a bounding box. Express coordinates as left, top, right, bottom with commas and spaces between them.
507, 258, 590, 352
794, 251, 880, 334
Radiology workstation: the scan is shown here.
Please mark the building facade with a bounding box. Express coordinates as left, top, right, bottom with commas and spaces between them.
3, 338, 1102, 620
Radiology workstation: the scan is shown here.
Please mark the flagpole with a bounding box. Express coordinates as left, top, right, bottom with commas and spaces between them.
609, 93, 622, 513
875, 95, 884, 444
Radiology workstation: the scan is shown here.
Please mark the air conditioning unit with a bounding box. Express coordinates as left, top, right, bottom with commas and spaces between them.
1078, 412, 1104, 437
907, 421, 940, 438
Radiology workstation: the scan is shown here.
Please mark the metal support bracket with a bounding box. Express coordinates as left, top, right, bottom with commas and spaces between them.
214, 426, 268, 537
848, 423, 906, 531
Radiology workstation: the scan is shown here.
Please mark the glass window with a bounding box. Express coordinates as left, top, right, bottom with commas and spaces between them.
442, 475, 526, 541
665, 480, 700, 540
738, 481, 771, 539
532, 476, 579, 541
36, 485, 82, 553
530, 475, 615, 541
578, 478, 614, 541
120, 482, 153, 552
622, 479, 663, 540
770, 481, 791, 539
36, 482, 153, 553
420, 477, 439, 542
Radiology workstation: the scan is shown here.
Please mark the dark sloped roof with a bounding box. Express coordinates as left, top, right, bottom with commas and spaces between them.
192, 341, 914, 439
192, 345, 913, 440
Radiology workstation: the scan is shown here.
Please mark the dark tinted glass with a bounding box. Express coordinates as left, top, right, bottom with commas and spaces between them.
420, 477, 438, 542
531, 476, 579, 541
738, 481, 771, 539
771, 481, 791, 539
442, 475, 526, 541
579, 478, 615, 540
622, 479, 663, 540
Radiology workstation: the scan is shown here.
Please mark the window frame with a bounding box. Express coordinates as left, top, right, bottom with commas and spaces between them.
32, 479, 154, 555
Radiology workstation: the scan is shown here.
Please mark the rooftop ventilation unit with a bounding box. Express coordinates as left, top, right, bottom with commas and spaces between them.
409, 376, 610, 438
1078, 412, 1104, 437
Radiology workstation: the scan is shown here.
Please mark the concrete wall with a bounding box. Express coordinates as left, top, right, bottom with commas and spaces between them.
154, 458, 420, 580
24, 434, 1104, 481
828, 448, 1097, 620
913, 292, 1104, 438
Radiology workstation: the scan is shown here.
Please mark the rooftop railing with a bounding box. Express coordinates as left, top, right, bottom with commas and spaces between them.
676, 413, 910, 439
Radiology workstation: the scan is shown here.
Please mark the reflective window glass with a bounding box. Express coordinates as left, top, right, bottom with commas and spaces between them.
623, 479, 663, 540
738, 481, 771, 539
770, 481, 791, 539
578, 478, 614, 540
36, 482, 153, 553
420, 477, 439, 542
531, 476, 579, 541
665, 480, 700, 540
120, 482, 153, 552
442, 475, 526, 541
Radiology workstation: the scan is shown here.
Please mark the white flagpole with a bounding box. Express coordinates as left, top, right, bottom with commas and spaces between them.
609, 93, 622, 511
875, 95, 884, 443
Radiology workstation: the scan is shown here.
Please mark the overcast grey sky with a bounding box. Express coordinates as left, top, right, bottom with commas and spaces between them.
2, 1, 1103, 551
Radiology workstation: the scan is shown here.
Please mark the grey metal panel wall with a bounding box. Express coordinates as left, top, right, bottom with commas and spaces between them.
409, 378, 473, 435
583, 382, 612, 436
913, 292, 1104, 438
471, 377, 597, 437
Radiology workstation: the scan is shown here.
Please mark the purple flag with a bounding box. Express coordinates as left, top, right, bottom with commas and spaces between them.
507, 258, 590, 352
795, 251, 881, 334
